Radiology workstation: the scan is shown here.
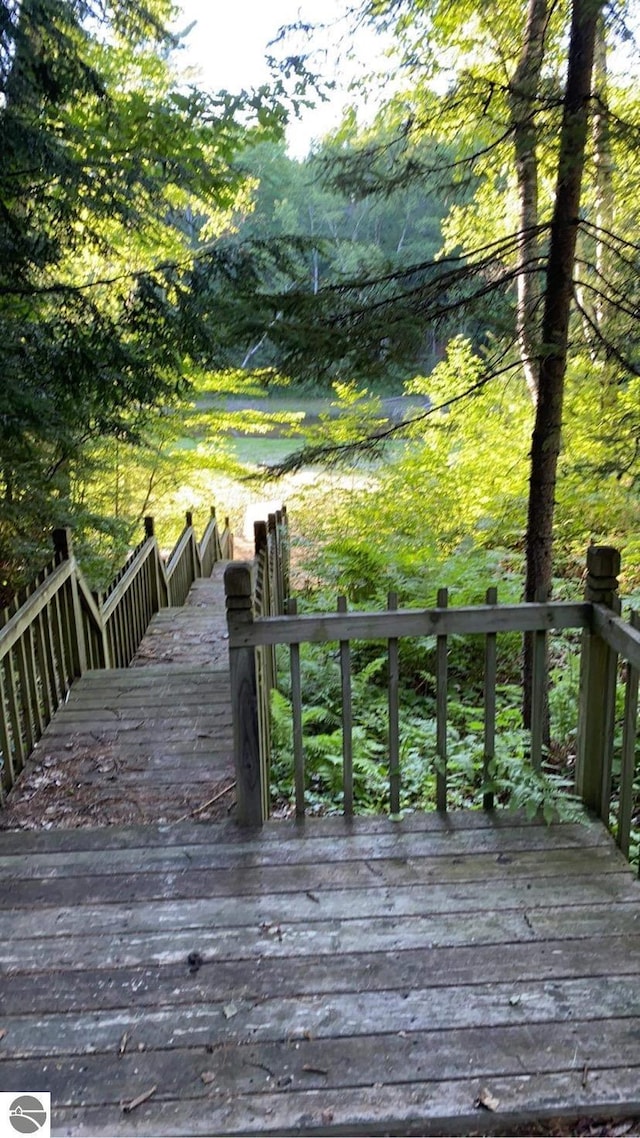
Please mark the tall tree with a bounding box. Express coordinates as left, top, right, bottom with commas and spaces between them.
524, 0, 603, 606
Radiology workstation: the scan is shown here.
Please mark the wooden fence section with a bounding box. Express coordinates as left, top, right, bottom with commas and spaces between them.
0, 508, 232, 802
225, 509, 290, 826
226, 545, 640, 859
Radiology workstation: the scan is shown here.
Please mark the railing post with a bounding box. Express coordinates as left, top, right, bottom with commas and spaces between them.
186, 510, 201, 581
52, 528, 87, 677
145, 516, 164, 612
281, 505, 290, 602
224, 562, 264, 826
576, 545, 621, 820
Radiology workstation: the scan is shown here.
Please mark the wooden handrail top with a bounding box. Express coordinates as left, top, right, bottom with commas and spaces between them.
165, 524, 192, 571
0, 559, 74, 659
101, 534, 147, 599
228, 600, 592, 649
199, 514, 218, 547
75, 570, 104, 632
100, 537, 156, 623
593, 603, 640, 669
165, 526, 194, 580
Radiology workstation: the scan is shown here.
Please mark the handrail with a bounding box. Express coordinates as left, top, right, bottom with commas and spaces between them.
228, 601, 592, 648
226, 541, 639, 857
0, 506, 233, 802
0, 560, 74, 657
592, 603, 640, 670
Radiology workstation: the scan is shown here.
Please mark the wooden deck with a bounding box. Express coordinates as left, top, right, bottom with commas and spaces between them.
2, 560, 640, 1134
2, 811, 640, 1135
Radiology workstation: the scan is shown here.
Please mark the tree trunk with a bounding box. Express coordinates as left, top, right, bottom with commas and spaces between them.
523, 0, 603, 722
592, 16, 613, 340
509, 0, 549, 405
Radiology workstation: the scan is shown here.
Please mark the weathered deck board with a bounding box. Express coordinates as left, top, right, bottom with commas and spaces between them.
0, 573, 236, 828
1, 812, 639, 1136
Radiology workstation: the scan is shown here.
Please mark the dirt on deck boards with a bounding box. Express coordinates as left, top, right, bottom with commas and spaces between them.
1, 812, 640, 1136
0, 564, 237, 830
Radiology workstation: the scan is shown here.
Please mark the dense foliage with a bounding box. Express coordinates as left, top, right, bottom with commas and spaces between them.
0, 0, 283, 592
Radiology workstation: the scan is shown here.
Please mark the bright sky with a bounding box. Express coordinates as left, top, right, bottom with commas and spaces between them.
174, 0, 377, 156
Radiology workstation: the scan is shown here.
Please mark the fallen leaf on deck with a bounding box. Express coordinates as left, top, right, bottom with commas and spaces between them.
223, 1002, 238, 1019
0, 1029, 6, 1041
201, 1071, 216, 1085
476, 1087, 500, 1112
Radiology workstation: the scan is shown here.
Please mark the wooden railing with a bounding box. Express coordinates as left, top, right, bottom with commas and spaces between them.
225, 508, 290, 825
226, 543, 640, 855
0, 507, 233, 801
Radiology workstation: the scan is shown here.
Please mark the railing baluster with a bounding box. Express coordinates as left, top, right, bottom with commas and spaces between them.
530, 585, 548, 773
3, 653, 25, 775
34, 609, 54, 721
24, 611, 43, 739
49, 588, 67, 696
618, 610, 639, 860
483, 586, 498, 810
288, 598, 305, 818
15, 632, 34, 758
388, 590, 400, 816
436, 587, 448, 812
0, 663, 14, 801
338, 595, 353, 816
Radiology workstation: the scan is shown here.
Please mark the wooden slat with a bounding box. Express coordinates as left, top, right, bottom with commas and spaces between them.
483, 586, 497, 810
1, 845, 627, 910
0, 662, 14, 795
530, 585, 548, 772
33, 608, 54, 721
436, 587, 448, 812
4, 898, 640, 974
337, 595, 353, 816
3, 648, 26, 774
9, 871, 637, 943
387, 590, 400, 815
14, 629, 35, 758
40, 586, 60, 711
593, 602, 640, 669
5, 970, 640, 1059
288, 598, 305, 817
618, 609, 639, 860
49, 586, 67, 699
24, 618, 43, 740
2, 931, 636, 1011
232, 601, 592, 648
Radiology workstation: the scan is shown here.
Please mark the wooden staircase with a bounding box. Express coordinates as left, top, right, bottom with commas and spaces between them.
1, 561, 235, 829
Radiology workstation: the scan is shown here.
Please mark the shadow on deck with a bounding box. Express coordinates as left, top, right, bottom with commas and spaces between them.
2, 810, 640, 1135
